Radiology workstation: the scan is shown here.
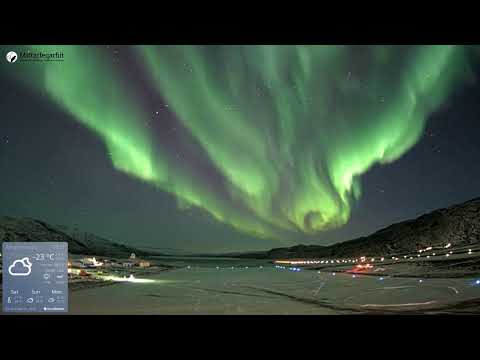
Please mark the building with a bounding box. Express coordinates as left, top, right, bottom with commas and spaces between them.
81, 257, 104, 268
122, 261, 135, 268
137, 260, 151, 268
101, 259, 114, 267
78, 269, 89, 276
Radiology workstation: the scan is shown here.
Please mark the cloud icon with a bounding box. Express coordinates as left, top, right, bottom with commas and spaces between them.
8, 257, 33, 276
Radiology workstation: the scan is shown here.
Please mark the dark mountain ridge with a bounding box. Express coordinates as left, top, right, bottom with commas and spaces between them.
236, 197, 480, 259
0, 216, 154, 257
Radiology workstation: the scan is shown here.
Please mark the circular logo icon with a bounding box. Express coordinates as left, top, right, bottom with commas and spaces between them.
6, 51, 18, 63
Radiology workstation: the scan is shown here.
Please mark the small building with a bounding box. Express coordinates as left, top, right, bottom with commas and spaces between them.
78, 269, 89, 276
137, 260, 151, 268
101, 259, 114, 267
81, 257, 104, 268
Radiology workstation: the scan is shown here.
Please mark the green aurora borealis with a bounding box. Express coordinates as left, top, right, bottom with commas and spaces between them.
8, 45, 475, 243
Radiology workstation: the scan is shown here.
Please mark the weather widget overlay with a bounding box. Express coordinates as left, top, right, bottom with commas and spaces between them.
2, 242, 68, 313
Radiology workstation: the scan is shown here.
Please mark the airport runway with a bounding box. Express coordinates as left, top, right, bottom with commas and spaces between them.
69, 262, 480, 314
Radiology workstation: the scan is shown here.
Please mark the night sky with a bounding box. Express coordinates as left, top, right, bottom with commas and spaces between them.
1, 45, 480, 254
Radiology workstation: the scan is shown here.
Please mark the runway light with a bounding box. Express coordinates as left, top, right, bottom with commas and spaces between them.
379, 277, 384, 281
446, 254, 450, 257
352, 274, 356, 278
476, 280, 480, 285
427, 255, 430, 258
432, 253, 436, 256
419, 279, 423, 283
332, 272, 336, 276
445, 243, 452, 248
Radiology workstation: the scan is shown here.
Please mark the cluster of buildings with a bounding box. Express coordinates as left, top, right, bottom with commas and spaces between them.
119, 253, 151, 268
68, 253, 151, 277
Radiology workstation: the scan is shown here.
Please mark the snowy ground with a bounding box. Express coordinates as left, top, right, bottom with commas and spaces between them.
68, 258, 480, 314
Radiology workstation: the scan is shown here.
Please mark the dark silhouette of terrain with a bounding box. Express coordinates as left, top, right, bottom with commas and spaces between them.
235, 197, 480, 259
